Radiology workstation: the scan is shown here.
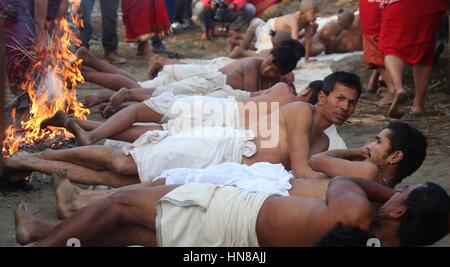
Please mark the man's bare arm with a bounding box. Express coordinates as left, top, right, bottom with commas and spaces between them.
55, 0, 69, 22
285, 103, 323, 178
303, 24, 313, 61
328, 176, 396, 204
324, 176, 391, 229
242, 60, 259, 92
309, 149, 379, 181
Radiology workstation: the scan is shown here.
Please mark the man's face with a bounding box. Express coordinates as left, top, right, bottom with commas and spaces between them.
260, 55, 282, 79
337, 16, 353, 30
365, 129, 394, 166
303, 8, 317, 23
378, 184, 426, 217
319, 83, 359, 125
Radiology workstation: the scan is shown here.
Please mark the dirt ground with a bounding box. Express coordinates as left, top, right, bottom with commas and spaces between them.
1, 1, 449, 246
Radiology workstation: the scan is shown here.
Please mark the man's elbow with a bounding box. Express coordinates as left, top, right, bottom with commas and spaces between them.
343, 202, 374, 231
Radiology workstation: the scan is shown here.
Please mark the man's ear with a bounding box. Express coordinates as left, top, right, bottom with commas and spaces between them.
388, 150, 404, 165
317, 91, 327, 106
388, 205, 407, 220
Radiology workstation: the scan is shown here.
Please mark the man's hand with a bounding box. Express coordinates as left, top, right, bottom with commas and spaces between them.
360, 144, 370, 160
304, 58, 317, 63
227, 3, 236, 10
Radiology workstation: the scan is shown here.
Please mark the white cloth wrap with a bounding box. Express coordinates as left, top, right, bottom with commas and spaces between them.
156, 162, 293, 196
122, 127, 257, 182
156, 183, 271, 247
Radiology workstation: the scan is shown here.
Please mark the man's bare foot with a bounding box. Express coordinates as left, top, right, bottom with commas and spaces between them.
411, 102, 425, 115
101, 103, 125, 119
15, 202, 51, 245
76, 46, 94, 66
51, 170, 83, 219
376, 91, 395, 107
109, 87, 130, 106
40, 110, 68, 129
388, 89, 408, 119
147, 55, 165, 79
64, 118, 93, 146
81, 93, 112, 108
3, 152, 33, 183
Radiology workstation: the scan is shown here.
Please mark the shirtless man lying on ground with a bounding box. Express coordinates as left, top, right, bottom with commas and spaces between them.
304, 8, 355, 56
82, 38, 304, 113
14, 174, 450, 246
4, 72, 362, 187
79, 43, 302, 108
231, 0, 318, 61
38, 121, 427, 220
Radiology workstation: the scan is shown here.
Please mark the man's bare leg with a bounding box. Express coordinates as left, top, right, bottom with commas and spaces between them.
366, 69, 380, 93
147, 55, 183, 79
376, 67, 396, 107
52, 172, 165, 218
385, 55, 408, 118
78, 47, 136, 81
4, 153, 139, 187
82, 92, 114, 108
41, 102, 163, 145
31, 146, 138, 176
33, 184, 178, 247
411, 64, 432, 114
82, 71, 141, 91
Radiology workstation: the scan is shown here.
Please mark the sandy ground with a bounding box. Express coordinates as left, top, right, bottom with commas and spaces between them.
1, 1, 449, 246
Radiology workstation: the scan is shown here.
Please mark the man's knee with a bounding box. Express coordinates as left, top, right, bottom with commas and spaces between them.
110, 156, 137, 175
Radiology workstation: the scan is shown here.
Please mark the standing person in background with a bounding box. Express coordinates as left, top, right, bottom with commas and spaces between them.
121, 0, 180, 58
0, 0, 69, 116
172, 0, 194, 31
359, 0, 395, 107
79, 0, 127, 64
194, 0, 256, 40
378, 0, 448, 118
165, 0, 176, 22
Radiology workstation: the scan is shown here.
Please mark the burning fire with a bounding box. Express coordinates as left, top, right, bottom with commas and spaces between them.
2, 1, 89, 156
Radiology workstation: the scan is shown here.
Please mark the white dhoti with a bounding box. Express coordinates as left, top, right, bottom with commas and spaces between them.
254, 18, 276, 53
156, 183, 270, 247
138, 64, 251, 100
156, 162, 293, 196
122, 127, 257, 182
144, 93, 240, 134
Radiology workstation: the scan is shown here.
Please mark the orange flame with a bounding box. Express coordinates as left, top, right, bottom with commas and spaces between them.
2, 1, 89, 156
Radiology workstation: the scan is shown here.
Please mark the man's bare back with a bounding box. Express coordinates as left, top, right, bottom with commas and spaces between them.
220, 57, 278, 92
238, 83, 298, 128
274, 12, 306, 40
243, 102, 330, 178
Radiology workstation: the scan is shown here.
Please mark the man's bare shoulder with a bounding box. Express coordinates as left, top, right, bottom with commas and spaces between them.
280, 101, 314, 112
320, 21, 338, 33
279, 102, 314, 120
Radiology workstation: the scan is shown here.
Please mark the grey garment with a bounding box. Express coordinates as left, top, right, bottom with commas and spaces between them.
79, 0, 119, 54
194, 2, 256, 31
